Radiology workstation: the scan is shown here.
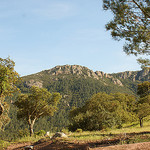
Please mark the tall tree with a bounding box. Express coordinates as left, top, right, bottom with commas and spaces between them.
14, 86, 61, 136
103, 0, 150, 67
136, 81, 150, 127
0, 57, 19, 130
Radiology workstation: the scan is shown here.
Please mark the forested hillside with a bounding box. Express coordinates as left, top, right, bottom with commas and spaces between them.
2, 65, 150, 140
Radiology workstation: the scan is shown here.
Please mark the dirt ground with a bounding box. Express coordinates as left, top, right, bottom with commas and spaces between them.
92, 142, 150, 150
6, 139, 150, 150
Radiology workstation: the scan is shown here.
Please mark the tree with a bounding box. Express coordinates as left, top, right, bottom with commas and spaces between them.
137, 81, 150, 98
69, 92, 136, 131
14, 86, 61, 136
103, 0, 150, 67
0, 57, 19, 130
136, 81, 150, 127
136, 102, 150, 127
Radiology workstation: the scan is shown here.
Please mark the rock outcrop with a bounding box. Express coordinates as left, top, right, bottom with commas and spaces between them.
52, 132, 68, 139
113, 68, 150, 82
25, 80, 43, 88
45, 65, 123, 86
23, 65, 150, 89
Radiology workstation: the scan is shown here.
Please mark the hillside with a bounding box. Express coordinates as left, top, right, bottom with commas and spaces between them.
3, 65, 150, 140
20, 65, 150, 96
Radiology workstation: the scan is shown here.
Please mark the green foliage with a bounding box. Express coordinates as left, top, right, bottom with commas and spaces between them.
75, 128, 83, 133
14, 86, 61, 136
35, 130, 46, 136
0, 140, 9, 149
135, 81, 150, 127
61, 128, 69, 134
103, 0, 150, 67
137, 58, 150, 69
137, 81, 150, 98
0, 57, 19, 97
18, 128, 29, 138
69, 92, 136, 131
0, 57, 19, 130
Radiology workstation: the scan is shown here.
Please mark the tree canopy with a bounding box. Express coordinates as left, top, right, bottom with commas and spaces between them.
137, 81, 150, 98
14, 86, 61, 136
136, 81, 150, 127
103, 0, 150, 67
0, 57, 19, 130
69, 92, 136, 131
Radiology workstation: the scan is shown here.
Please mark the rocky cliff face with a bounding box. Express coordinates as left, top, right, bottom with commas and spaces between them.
43, 65, 124, 86
23, 65, 150, 88
48, 65, 105, 78
112, 68, 150, 81
25, 80, 43, 88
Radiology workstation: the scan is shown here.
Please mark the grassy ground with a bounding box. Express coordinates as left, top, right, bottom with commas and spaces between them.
64, 120, 150, 147
3, 120, 150, 149
0, 140, 10, 149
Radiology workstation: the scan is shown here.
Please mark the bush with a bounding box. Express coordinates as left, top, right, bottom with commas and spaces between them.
61, 128, 69, 134
18, 128, 29, 138
75, 128, 82, 133
35, 130, 46, 136
0, 140, 9, 148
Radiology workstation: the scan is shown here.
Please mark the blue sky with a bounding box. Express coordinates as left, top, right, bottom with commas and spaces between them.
0, 0, 141, 76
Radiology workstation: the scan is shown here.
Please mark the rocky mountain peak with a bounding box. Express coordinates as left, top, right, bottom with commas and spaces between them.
23, 65, 150, 89
47, 65, 104, 78
45, 65, 123, 86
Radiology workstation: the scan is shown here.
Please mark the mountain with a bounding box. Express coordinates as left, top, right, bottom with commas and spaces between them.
20, 65, 149, 95
21, 65, 127, 88
4, 65, 150, 138
111, 69, 150, 81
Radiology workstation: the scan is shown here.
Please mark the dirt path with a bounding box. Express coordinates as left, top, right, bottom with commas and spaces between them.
6, 141, 150, 150
6, 142, 32, 150
91, 142, 150, 150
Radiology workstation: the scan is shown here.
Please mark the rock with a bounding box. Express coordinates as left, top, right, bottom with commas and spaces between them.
24, 145, 34, 150
95, 71, 104, 78
52, 132, 68, 139
112, 78, 123, 86
45, 131, 50, 136
25, 80, 43, 88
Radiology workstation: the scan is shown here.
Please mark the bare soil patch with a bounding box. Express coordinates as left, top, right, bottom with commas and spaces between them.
6, 142, 32, 150
92, 142, 150, 150
6, 140, 150, 150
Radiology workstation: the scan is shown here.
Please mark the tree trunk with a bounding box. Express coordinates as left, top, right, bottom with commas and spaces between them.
29, 122, 34, 136
0, 96, 4, 116
0, 103, 4, 116
28, 118, 36, 136
140, 118, 143, 128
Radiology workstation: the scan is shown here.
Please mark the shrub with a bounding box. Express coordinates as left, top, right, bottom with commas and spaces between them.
35, 130, 46, 136
18, 128, 29, 138
75, 128, 82, 133
61, 128, 69, 134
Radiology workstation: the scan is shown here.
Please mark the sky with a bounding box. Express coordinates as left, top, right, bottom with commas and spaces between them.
0, 0, 142, 76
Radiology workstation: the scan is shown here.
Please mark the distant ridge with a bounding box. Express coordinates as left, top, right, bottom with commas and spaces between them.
23, 64, 150, 89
